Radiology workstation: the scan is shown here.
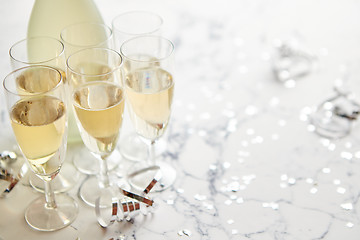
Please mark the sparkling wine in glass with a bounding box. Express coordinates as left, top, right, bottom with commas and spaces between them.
3, 65, 78, 231
121, 35, 176, 192
112, 11, 166, 162
68, 47, 125, 207
9, 36, 80, 193
61, 24, 123, 175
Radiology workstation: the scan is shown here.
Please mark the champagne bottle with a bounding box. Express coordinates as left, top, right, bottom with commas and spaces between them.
27, 0, 104, 39
27, 0, 105, 143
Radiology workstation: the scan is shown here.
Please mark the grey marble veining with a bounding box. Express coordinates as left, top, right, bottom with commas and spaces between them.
1, 0, 360, 239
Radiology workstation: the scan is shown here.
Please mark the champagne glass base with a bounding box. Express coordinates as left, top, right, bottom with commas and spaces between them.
128, 161, 176, 192
25, 194, 78, 232
73, 148, 122, 175
120, 133, 167, 162
79, 176, 129, 208
29, 162, 81, 193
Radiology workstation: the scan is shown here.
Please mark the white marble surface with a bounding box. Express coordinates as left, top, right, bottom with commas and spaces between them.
1, 0, 360, 239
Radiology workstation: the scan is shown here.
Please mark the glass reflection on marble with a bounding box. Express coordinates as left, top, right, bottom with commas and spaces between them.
272, 38, 317, 87
311, 87, 360, 139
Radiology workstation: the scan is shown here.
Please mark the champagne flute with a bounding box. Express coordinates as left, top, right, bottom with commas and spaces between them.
112, 10, 163, 51
9, 36, 80, 193
60, 22, 114, 58
61, 22, 122, 174
67, 47, 125, 207
112, 11, 167, 162
120, 36, 176, 192
3, 65, 78, 231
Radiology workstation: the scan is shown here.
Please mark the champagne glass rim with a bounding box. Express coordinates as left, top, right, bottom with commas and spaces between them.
3, 65, 63, 97
112, 10, 163, 36
60, 22, 113, 48
120, 35, 174, 63
66, 47, 123, 77
9, 36, 65, 65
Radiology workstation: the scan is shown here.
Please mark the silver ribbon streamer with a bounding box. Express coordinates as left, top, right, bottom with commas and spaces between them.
95, 168, 162, 227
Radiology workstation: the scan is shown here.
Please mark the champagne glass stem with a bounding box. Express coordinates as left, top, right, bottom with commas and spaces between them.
147, 140, 156, 166
97, 157, 110, 189
44, 180, 57, 209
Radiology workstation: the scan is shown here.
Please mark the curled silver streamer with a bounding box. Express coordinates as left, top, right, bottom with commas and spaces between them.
95, 168, 162, 227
